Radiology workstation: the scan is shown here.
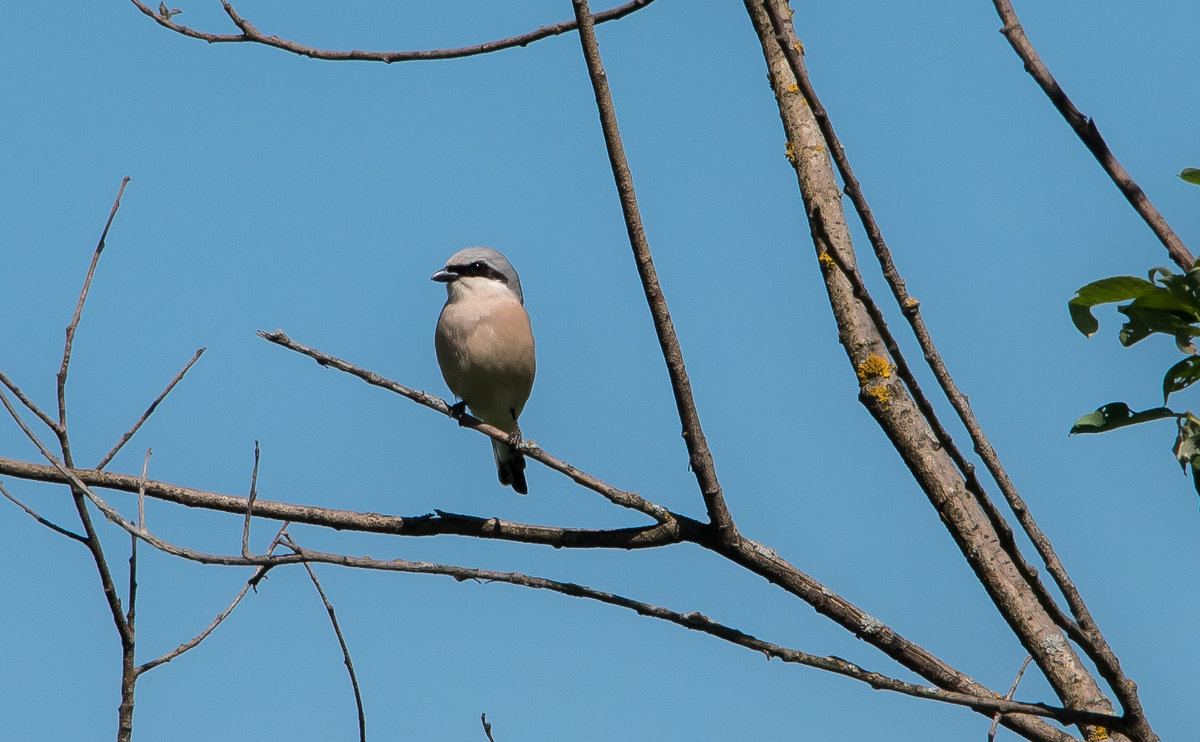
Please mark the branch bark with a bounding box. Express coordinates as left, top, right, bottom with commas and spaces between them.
741, 2, 1137, 740
127, 0, 658, 63
569, 0, 736, 539
990, 0, 1191, 270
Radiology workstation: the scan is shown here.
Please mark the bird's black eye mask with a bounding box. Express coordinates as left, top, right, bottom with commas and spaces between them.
448, 260, 509, 284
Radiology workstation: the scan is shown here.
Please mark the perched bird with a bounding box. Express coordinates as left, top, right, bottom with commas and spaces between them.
432, 247, 536, 494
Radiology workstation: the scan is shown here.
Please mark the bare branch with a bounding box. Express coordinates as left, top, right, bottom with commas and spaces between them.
0, 455, 695, 549
0, 479, 85, 542
127, 0, 657, 63
136, 523, 290, 675
808, 205, 1087, 642
242, 441, 260, 558
34, 468, 1121, 733
0, 387, 133, 644
58, 175, 131, 461
990, 0, 1191, 270
742, 4, 1122, 740
127, 450, 152, 628
283, 534, 366, 742
0, 369, 60, 434
96, 347, 205, 470
219, 544, 1133, 728
257, 329, 675, 525
0, 414, 1106, 738
568, 0, 736, 539
481, 714, 497, 742
991, 656, 1035, 742
762, 5, 1149, 734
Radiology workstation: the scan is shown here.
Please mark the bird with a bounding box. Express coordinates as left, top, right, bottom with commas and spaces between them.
432, 247, 536, 494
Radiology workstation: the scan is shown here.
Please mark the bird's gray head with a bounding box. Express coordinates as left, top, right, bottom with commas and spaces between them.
431, 247, 525, 304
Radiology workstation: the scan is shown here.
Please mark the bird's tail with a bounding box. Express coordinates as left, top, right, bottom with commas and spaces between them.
492, 438, 528, 495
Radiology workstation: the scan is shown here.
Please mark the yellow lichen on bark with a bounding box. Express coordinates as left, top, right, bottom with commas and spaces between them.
856, 354, 894, 407
855, 354, 892, 383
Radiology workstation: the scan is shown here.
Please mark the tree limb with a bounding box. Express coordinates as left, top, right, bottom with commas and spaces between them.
990, 0, 1191, 270
126, 0, 658, 63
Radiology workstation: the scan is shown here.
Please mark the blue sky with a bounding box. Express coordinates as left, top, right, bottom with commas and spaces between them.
2, 2, 1198, 740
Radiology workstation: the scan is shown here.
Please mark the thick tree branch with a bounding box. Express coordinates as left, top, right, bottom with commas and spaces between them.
0, 455, 694, 549
741, 3, 1129, 741
127, 0, 657, 63
990, 0, 1191, 270
762, 4, 1150, 736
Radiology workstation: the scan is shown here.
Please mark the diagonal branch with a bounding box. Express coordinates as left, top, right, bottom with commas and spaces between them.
742, 3, 1127, 740
96, 347, 205, 470
758, 0, 1152, 729
569, 0, 735, 539
0, 479, 86, 542
258, 329, 675, 525
762, 1, 1150, 732
0, 387, 133, 648
136, 523, 290, 675
23, 464, 1121, 734
283, 534, 367, 742
990, 0, 1191, 270
0, 369, 60, 434
127, 0, 658, 63
58, 176, 131, 463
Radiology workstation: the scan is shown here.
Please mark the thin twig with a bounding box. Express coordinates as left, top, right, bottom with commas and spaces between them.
481, 713, 497, 742
0, 369, 60, 434
991, 0, 1191, 270
96, 348, 205, 470
569, 0, 736, 539
283, 534, 366, 742
137, 449, 151, 532
0, 479, 85, 542
242, 441, 260, 558
257, 329, 676, 525
127, 0, 657, 63
990, 656, 1034, 742
128, 449, 152, 628
135, 523, 290, 675
58, 175, 131, 462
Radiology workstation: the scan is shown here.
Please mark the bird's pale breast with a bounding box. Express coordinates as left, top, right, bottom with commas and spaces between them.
435, 296, 535, 430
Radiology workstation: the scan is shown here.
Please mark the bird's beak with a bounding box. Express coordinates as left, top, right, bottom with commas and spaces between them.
431, 267, 456, 283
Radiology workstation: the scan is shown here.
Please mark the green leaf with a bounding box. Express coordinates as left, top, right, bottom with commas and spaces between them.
1068, 275, 1158, 336
1164, 357, 1200, 403
1180, 168, 1200, 185
1069, 402, 1177, 434
1116, 304, 1197, 346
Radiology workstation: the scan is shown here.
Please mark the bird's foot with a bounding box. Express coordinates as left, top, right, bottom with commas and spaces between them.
449, 401, 468, 425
